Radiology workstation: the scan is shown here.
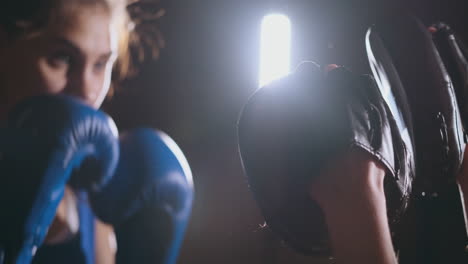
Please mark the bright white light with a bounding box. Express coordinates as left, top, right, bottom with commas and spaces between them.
259, 14, 291, 88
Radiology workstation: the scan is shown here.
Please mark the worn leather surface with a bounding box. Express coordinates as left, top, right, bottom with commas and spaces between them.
238, 62, 413, 255
368, 16, 465, 194
366, 15, 468, 263
431, 22, 468, 132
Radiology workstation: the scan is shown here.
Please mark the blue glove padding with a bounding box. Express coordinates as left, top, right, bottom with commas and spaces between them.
0, 95, 119, 263
90, 128, 194, 264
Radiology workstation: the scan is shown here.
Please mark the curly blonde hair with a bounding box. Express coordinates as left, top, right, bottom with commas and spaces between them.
1, 0, 165, 89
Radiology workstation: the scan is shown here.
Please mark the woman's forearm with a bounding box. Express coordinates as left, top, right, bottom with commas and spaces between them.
324, 173, 397, 264
457, 145, 468, 233
310, 149, 398, 264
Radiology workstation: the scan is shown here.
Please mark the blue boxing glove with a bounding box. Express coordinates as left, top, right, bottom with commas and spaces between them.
0, 95, 119, 264
90, 128, 194, 264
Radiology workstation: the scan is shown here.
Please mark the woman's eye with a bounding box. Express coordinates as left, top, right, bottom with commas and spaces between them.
94, 59, 108, 72
48, 53, 72, 68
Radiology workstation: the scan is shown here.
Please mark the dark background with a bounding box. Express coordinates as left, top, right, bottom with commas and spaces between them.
105, 0, 468, 263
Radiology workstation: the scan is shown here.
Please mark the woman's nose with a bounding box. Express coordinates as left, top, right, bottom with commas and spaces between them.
64, 67, 99, 107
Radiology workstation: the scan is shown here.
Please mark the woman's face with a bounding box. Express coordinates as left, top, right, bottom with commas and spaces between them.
0, 4, 118, 117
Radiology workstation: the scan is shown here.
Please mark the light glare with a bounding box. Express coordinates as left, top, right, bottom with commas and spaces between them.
259, 14, 291, 88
